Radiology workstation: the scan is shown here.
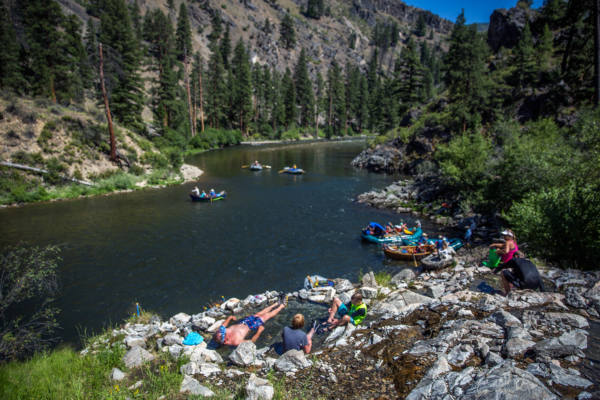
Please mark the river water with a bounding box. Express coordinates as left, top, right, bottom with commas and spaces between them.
0, 140, 432, 344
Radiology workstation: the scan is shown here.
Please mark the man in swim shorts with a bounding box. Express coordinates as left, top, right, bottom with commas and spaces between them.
493, 252, 544, 295
214, 295, 287, 346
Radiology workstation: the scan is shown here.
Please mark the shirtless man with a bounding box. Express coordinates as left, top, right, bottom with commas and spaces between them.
214, 296, 286, 346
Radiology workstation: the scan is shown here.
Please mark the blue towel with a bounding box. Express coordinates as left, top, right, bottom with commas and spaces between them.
183, 331, 204, 346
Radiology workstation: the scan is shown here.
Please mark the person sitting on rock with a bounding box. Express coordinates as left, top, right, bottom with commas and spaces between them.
493, 251, 544, 296
326, 292, 367, 330
214, 294, 287, 347
282, 314, 315, 354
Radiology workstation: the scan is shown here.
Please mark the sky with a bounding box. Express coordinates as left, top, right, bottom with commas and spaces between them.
404, 1, 545, 23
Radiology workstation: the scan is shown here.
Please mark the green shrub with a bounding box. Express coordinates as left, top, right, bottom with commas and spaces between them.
97, 173, 136, 191
281, 126, 300, 141
163, 147, 183, 169
506, 182, 600, 269
129, 164, 144, 176
44, 157, 67, 185
141, 152, 169, 170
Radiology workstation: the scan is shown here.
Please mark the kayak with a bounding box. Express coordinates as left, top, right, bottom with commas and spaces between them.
190, 191, 227, 202
382, 244, 435, 260
281, 167, 305, 174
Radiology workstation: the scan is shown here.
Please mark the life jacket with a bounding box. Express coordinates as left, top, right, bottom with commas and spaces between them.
349, 302, 367, 325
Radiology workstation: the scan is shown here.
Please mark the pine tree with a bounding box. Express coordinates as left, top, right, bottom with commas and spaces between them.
443, 10, 489, 131
366, 49, 380, 129
208, 11, 222, 45
305, 0, 324, 19
167, 0, 175, 11
99, 0, 145, 132
175, 2, 193, 61
230, 40, 253, 134
513, 23, 536, 89
358, 74, 369, 132
326, 61, 345, 136
129, 1, 143, 41
57, 15, 87, 103
282, 67, 296, 127
314, 70, 325, 135
280, 14, 296, 50
415, 13, 427, 37
191, 53, 205, 133
536, 23, 554, 72
220, 25, 232, 70
394, 37, 425, 105
0, 3, 22, 91
344, 64, 361, 133
206, 45, 226, 128
84, 20, 99, 88
271, 70, 286, 133
294, 48, 315, 127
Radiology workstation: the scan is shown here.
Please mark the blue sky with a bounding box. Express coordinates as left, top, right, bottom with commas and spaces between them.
405, 1, 545, 23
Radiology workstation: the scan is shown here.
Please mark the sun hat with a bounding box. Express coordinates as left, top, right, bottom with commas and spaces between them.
501, 230, 514, 237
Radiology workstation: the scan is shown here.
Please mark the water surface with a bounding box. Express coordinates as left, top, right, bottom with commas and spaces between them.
0, 140, 430, 344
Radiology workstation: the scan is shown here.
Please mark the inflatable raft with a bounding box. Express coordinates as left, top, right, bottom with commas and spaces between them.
190, 191, 227, 202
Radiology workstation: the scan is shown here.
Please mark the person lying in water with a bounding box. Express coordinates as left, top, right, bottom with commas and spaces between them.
214, 295, 287, 346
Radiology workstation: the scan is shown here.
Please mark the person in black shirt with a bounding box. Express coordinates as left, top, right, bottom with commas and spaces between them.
493, 252, 544, 295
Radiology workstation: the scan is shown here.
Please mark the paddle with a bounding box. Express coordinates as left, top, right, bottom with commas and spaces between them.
412, 250, 418, 267
241, 165, 249, 168
264, 165, 271, 169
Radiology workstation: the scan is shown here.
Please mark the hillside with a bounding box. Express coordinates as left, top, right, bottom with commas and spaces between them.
58, 0, 452, 77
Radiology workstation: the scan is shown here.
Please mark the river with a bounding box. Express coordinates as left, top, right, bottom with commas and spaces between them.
0, 140, 434, 345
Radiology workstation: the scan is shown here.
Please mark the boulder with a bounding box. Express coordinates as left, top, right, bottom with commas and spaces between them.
170, 312, 191, 326
167, 344, 183, 358
391, 269, 416, 285
180, 361, 199, 376
548, 363, 593, 389
162, 333, 183, 346
229, 341, 257, 366
180, 375, 215, 397
462, 363, 558, 400
362, 271, 377, 287
535, 329, 588, 358
197, 362, 221, 377
274, 350, 312, 373
111, 367, 126, 381
191, 314, 216, 331
245, 373, 274, 400
124, 336, 146, 349
427, 284, 445, 299
123, 346, 155, 368
489, 310, 522, 329
505, 338, 535, 359
447, 344, 474, 367
190, 347, 223, 364
334, 279, 354, 292
360, 286, 378, 299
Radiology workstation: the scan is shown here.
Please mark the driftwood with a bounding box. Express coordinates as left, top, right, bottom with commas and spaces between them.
0, 161, 94, 186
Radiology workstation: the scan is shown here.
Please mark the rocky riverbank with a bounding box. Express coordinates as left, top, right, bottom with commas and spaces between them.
82, 250, 599, 399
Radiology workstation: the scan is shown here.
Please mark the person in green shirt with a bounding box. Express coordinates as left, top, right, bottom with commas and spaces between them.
326, 292, 367, 329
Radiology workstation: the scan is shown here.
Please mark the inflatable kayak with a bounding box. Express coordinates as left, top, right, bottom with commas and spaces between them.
249, 164, 263, 171
304, 275, 334, 290
281, 167, 305, 174
190, 191, 227, 202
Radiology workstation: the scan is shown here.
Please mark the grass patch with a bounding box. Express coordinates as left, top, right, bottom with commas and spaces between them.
374, 271, 392, 288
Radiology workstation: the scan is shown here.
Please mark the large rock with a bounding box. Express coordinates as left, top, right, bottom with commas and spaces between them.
370, 290, 433, 316
489, 310, 522, 329
191, 314, 216, 330
334, 279, 354, 292
462, 363, 558, 400
351, 144, 403, 173
111, 367, 126, 381
535, 329, 588, 358
229, 341, 257, 366
180, 375, 215, 397
362, 271, 377, 287
487, 6, 536, 52
124, 335, 146, 349
170, 312, 191, 326
547, 363, 593, 389
274, 350, 312, 373
391, 269, 416, 285
190, 347, 223, 364
360, 286, 378, 299
447, 344, 474, 367
197, 362, 221, 377
123, 346, 155, 368
245, 373, 274, 400
162, 333, 183, 346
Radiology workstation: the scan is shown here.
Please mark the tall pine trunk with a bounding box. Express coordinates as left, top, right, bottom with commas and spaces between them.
99, 43, 117, 162
184, 53, 195, 137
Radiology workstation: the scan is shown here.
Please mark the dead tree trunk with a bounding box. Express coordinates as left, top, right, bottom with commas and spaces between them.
198, 60, 205, 133
184, 51, 195, 137
99, 43, 117, 162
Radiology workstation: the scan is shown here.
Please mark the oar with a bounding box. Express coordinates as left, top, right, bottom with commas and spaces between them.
241, 165, 249, 168
412, 251, 418, 267
264, 165, 271, 169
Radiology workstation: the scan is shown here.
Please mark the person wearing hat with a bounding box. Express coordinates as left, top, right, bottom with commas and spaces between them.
490, 229, 519, 264
209, 188, 216, 197
191, 186, 200, 196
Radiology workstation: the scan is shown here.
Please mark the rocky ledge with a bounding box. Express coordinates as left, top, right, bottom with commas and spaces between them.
82, 252, 599, 399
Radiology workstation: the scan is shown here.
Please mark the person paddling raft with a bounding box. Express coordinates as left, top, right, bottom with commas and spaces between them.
191, 186, 200, 196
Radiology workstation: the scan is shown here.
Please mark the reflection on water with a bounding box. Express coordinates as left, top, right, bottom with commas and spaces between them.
0, 140, 435, 345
